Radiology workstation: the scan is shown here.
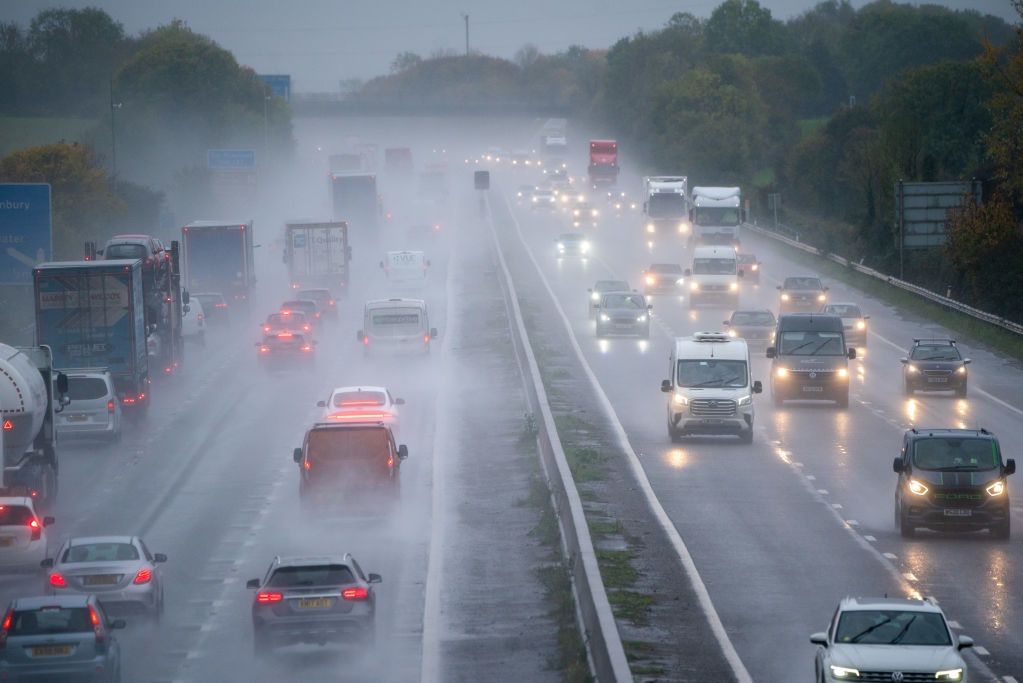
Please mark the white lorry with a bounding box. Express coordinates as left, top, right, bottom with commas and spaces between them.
283, 220, 351, 293
642, 176, 690, 243
690, 186, 742, 245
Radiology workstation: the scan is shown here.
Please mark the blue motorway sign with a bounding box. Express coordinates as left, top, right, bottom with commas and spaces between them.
258, 74, 291, 102
207, 149, 256, 170
0, 183, 51, 285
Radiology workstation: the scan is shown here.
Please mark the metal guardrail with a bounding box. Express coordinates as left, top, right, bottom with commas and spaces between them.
746, 222, 1023, 337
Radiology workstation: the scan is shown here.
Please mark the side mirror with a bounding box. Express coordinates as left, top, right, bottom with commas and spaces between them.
752, 380, 763, 394
684, 269, 692, 277
40, 558, 54, 568
110, 619, 127, 630
809, 632, 828, 647
586, 288, 592, 293
430, 327, 439, 339
394, 398, 405, 405
56, 372, 69, 396
398, 444, 409, 460
293, 447, 303, 463
847, 348, 857, 360
246, 579, 261, 589
183, 290, 190, 305
1005, 458, 1016, 476
824, 286, 830, 291
660, 379, 672, 393
722, 321, 730, 326
316, 400, 326, 407
766, 347, 776, 359
42, 516, 55, 527
647, 304, 653, 310
957, 635, 974, 651
357, 331, 365, 342
892, 457, 904, 473
154, 553, 168, 563
964, 358, 972, 365
368, 573, 382, 584
863, 315, 870, 320
899, 358, 908, 364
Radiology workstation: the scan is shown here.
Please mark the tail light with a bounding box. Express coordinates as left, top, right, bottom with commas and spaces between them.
423, 335, 430, 344
300, 345, 313, 352
107, 400, 115, 413
89, 605, 106, 650
303, 325, 310, 332
256, 591, 283, 603
342, 586, 369, 601
259, 346, 270, 353
362, 337, 369, 346
263, 326, 271, 333
328, 300, 336, 306
133, 568, 153, 585
49, 572, 67, 588
0, 608, 13, 649
386, 455, 394, 468
197, 314, 204, 321
28, 519, 41, 542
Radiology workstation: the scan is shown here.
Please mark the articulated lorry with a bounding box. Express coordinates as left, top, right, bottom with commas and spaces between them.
181, 221, 256, 308
33, 260, 149, 416
283, 221, 350, 293
642, 176, 690, 242
690, 186, 742, 245
587, 139, 619, 188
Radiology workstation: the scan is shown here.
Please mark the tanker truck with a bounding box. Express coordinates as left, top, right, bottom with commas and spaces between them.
0, 344, 68, 506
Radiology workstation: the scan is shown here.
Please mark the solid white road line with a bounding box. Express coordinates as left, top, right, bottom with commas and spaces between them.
499, 190, 754, 683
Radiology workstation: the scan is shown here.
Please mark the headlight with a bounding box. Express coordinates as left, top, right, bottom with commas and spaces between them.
678, 221, 690, 234
987, 480, 1006, 497
645, 276, 655, 285
727, 329, 737, 337
672, 393, 688, 406
675, 278, 685, 285
592, 210, 599, 217
957, 365, 967, 375
690, 282, 700, 291
775, 367, 788, 378
614, 203, 622, 209
935, 669, 963, 681
646, 223, 656, 233
591, 292, 600, 301
837, 367, 848, 379
908, 479, 929, 495
829, 665, 860, 679
818, 293, 827, 302
532, 197, 538, 203
630, 203, 637, 209
907, 364, 918, 373
636, 315, 647, 323
557, 243, 565, 251
737, 395, 752, 406
751, 263, 758, 271
856, 320, 866, 330
781, 293, 790, 301
729, 282, 739, 292
599, 314, 610, 322
580, 241, 591, 252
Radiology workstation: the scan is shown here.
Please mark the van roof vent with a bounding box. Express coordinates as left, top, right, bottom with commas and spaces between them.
693, 331, 729, 342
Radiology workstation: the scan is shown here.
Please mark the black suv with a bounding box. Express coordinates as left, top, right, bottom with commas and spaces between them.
893, 428, 1015, 539
901, 338, 970, 397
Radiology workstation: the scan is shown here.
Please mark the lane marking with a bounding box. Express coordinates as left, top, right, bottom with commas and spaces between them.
883, 553, 898, 560
498, 190, 753, 683
975, 645, 990, 656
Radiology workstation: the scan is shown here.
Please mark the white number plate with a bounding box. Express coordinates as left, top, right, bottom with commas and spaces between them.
802, 386, 824, 393
943, 508, 972, 517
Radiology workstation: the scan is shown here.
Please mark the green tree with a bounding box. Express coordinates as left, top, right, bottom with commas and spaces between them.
704, 0, 787, 56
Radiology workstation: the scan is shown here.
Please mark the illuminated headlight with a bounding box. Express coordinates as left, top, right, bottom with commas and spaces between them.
517, 192, 523, 197
729, 282, 739, 292
986, 480, 1006, 497
532, 197, 538, 203
727, 329, 737, 337
837, 367, 848, 379
829, 665, 860, 679
935, 670, 963, 682
614, 203, 622, 210
675, 278, 685, 285
636, 315, 647, 323
599, 314, 610, 322
817, 293, 827, 302
780, 293, 790, 301
646, 223, 656, 233
561, 195, 570, 203
907, 364, 919, 373
580, 241, 591, 253
775, 367, 789, 379
591, 292, 600, 301
737, 395, 752, 406
630, 202, 637, 209
672, 393, 688, 406
678, 221, 690, 234
557, 243, 565, 251
690, 282, 700, 292
591, 209, 599, 217
645, 275, 655, 285
908, 479, 929, 496
856, 320, 866, 330
957, 365, 967, 375
751, 263, 758, 271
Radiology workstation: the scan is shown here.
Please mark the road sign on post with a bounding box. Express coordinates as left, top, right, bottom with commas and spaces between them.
258, 75, 291, 102
208, 150, 257, 208
0, 183, 52, 285
895, 180, 982, 277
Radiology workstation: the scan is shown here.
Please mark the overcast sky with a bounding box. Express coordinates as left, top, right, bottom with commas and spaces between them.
7, 0, 1017, 91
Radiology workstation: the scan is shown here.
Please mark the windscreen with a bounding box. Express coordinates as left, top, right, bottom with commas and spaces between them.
603, 294, 646, 309
783, 277, 823, 290
10, 607, 93, 636
912, 438, 999, 471
333, 391, 386, 408
693, 258, 736, 275
647, 193, 686, 218
693, 207, 740, 227
778, 331, 845, 356
67, 377, 108, 401
650, 264, 682, 274
368, 308, 422, 336
267, 312, 307, 326
269, 565, 356, 588
306, 428, 391, 469
676, 360, 748, 388
105, 244, 147, 260
825, 305, 861, 317
910, 344, 961, 361
834, 610, 951, 646
731, 312, 775, 326
62, 542, 139, 563
187, 230, 244, 291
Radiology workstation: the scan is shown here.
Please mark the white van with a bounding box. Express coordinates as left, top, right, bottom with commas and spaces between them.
660, 332, 762, 443
685, 245, 741, 308
381, 250, 429, 285
357, 298, 438, 355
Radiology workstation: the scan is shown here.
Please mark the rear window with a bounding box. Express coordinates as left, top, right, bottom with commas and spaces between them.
67, 377, 108, 401
731, 311, 775, 326
269, 565, 356, 588
0, 506, 34, 526
306, 427, 391, 464
10, 607, 93, 636
784, 277, 823, 290
267, 312, 307, 326
298, 290, 330, 304
105, 244, 148, 260
333, 391, 386, 408
61, 542, 139, 563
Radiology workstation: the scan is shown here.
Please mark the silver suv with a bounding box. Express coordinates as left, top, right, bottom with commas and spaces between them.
247, 554, 381, 655
55, 370, 121, 442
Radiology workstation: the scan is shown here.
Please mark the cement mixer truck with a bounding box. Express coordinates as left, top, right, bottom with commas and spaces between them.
0, 344, 68, 506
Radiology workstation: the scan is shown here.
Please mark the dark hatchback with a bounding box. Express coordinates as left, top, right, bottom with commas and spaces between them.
894, 428, 1015, 539
901, 338, 970, 397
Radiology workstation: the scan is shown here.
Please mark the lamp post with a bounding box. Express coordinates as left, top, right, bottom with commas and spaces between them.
109, 79, 122, 183
263, 86, 271, 165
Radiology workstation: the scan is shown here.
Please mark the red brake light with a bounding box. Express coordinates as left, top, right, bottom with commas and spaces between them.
133, 568, 153, 585
301, 345, 312, 352
423, 335, 430, 343
107, 400, 115, 413
2, 420, 12, 431
342, 586, 369, 601
328, 300, 335, 306
259, 346, 270, 353
256, 591, 283, 603
88, 605, 100, 627
1, 607, 13, 649
28, 518, 41, 541
49, 572, 67, 588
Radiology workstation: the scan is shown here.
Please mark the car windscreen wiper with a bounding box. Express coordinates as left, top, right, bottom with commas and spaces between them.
784, 341, 817, 354
849, 617, 893, 643
889, 615, 918, 645
808, 340, 839, 356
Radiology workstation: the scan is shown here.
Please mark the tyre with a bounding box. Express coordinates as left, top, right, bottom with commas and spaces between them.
898, 502, 915, 538
667, 423, 682, 443
739, 429, 754, 444
955, 383, 968, 398
992, 517, 1010, 540
836, 392, 849, 409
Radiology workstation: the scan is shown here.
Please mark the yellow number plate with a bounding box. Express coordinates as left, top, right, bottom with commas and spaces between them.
32, 645, 72, 657
297, 598, 334, 609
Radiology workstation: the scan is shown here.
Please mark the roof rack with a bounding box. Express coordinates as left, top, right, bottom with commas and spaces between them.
912, 338, 956, 344
692, 331, 729, 342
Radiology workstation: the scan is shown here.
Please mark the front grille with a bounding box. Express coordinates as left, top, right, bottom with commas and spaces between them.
931, 489, 986, 508
610, 317, 637, 325
923, 370, 951, 377
858, 672, 936, 682
792, 370, 834, 382
702, 284, 727, 291
690, 399, 737, 417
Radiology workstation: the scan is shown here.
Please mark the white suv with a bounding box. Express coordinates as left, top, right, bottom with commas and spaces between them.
812, 597, 973, 682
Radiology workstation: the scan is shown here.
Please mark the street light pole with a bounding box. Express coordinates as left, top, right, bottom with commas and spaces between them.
109, 79, 122, 184
462, 13, 469, 55
263, 86, 270, 165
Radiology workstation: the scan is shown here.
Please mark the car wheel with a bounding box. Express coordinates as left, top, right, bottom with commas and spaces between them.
667, 423, 682, 443
955, 383, 968, 398
739, 429, 754, 445
836, 392, 849, 409
992, 517, 1010, 540
899, 504, 915, 538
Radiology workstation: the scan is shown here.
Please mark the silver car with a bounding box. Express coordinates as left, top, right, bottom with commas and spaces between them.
0, 594, 125, 682
43, 536, 166, 618
55, 371, 121, 441
247, 554, 380, 655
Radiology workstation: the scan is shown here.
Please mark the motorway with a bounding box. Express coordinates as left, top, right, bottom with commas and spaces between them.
489, 149, 1023, 681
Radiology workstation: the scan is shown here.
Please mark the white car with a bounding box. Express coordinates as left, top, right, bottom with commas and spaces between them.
317, 386, 404, 435
0, 496, 54, 569
812, 597, 973, 682
54, 370, 121, 441
182, 298, 206, 345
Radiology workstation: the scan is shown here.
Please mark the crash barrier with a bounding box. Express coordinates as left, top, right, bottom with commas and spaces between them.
487, 198, 633, 681
746, 223, 1023, 337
